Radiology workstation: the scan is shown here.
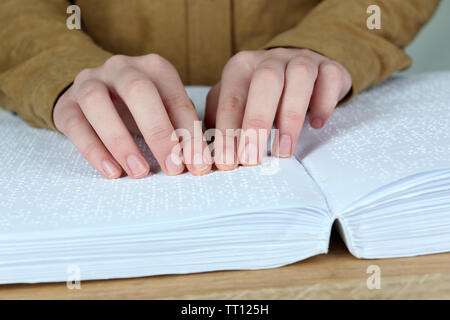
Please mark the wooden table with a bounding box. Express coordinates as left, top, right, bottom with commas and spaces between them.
1, 230, 449, 299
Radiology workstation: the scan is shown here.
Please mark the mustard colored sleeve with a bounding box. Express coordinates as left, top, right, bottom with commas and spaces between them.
0, 0, 112, 130
263, 0, 441, 102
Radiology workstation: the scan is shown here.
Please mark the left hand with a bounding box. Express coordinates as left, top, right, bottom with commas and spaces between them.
205, 48, 352, 170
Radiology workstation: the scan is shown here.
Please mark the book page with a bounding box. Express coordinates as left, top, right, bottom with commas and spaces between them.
295, 72, 450, 214
0, 87, 327, 236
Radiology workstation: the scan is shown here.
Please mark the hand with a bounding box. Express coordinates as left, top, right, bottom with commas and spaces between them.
54, 54, 212, 179
205, 48, 352, 170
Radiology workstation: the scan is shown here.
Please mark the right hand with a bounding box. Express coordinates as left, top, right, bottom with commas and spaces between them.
53, 54, 212, 179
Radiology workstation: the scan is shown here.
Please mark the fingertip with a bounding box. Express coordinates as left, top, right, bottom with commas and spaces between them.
165, 169, 185, 177
189, 163, 212, 176
238, 142, 259, 166
214, 142, 238, 171
164, 152, 185, 176
126, 154, 150, 179
310, 117, 324, 129
101, 159, 123, 179
273, 134, 293, 158
185, 141, 213, 175
184, 156, 212, 176
130, 170, 150, 179
215, 163, 238, 171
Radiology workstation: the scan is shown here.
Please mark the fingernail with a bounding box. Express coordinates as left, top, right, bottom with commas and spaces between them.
165, 153, 184, 175
127, 154, 148, 177
193, 152, 210, 172
278, 134, 292, 158
311, 118, 323, 129
242, 143, 258, 165
102, 159, 120, 178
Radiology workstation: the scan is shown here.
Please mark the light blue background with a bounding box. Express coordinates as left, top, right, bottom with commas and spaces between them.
402, 0, 450, 74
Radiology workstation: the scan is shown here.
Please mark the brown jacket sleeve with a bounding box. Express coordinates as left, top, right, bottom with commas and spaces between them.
263, 0, 441, 102
0, 0, 112, 130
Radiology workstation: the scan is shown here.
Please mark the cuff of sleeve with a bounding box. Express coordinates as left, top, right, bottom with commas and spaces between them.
26, 45, 112, 131
262, 25, 412, 104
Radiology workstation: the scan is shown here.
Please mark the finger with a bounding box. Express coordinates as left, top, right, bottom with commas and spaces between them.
105, 67, 186, 176
136, 55, 211, 175
206, 83, 234, 170
239, 57, 286, 166
273, 56, 318, 158
205, 82, 220, 130
308, 61, 346, 129
59, 100, 123, 179
74, 79, 150, 178
214, 51, 256, 170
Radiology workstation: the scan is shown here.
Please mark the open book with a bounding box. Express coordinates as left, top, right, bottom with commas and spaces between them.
1, 72, 449, 284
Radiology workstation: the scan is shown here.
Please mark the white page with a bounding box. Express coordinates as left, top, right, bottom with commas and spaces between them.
295, 72, 450, 214
0, 87, 327, 237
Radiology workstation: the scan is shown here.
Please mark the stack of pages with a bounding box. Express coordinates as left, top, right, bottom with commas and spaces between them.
0, 72, 449, 284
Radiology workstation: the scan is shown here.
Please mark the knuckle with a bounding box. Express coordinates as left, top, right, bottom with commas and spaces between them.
145, 53, 168, 69
255, 64, 283, 83
266, 47, 289, 57
117, 66, 145, 83
229, 50, 255, 66
218, 95, 245, 115
320, 62, 342, 81
297, 48, 316, 57
76, 81, 105, 106
162, 94, 193, 111
287, 58, 317, 78
74, 68, 94, 83
145, 126, 174, 145
246, 117, 270, 130
104, 55, 129, 68
282, 110, 304, 124
124, 77, 152, 95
